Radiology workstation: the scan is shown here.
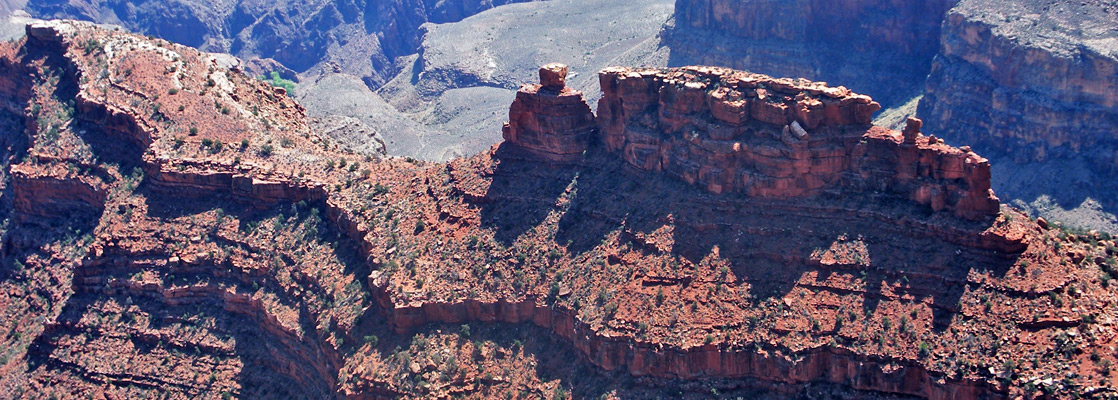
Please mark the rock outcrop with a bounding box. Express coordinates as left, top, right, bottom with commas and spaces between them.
596, 66, 999, 220
501, 64, 595, 162
918, 0, 1118, 173
665, 0, 1118, 226
6, 20, 1118, 400
10, 164, 108, 221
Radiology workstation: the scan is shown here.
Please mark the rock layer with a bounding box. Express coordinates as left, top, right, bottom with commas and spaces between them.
918, 0, 1118, 173
5, 20, 1117, 400
595, 66, 999, 220
501, 64, 595, 162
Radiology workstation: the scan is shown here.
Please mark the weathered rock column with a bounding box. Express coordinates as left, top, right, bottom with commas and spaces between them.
902, 117, 922, 145
502, 64, 596, 162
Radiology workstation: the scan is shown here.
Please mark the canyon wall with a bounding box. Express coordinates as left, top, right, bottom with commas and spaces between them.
27, 0, 535, 87
594, 66, 999, 220
374, 294, 997, 400
7, 21, 1101, 400
918, 0, 1118, 173
667, 0, 959, 107
668, 0, 1118, 229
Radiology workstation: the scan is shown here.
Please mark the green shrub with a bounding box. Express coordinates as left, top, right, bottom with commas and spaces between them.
918, 341, 931, 358
260, 71, 296, 95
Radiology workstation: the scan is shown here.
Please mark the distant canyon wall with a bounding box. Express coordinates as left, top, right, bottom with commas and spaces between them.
917, 0, 1118, 174
26, 0, 533, 87
666, 0, 959, 107
669, 0, 1118, 220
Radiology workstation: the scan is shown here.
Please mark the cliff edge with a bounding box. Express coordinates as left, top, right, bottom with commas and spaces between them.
2, 22, 1117, 400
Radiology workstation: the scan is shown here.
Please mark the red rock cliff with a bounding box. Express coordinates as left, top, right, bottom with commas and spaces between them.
596, 66, 999, 220
918, 0, 1118, 173
502, 63, 596, 162
8, 21, 1110, 400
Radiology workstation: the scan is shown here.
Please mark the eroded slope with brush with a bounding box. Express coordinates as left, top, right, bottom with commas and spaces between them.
0, 21, 1116, 400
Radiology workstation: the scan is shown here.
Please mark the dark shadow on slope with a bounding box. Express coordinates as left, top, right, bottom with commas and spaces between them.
478, 143, 578, 246
76, 117, 145, 176
988, 154, 1118, 234
0, 108, 28, 270
141, 183, 238, 220
27, 289, 334, 399
485, 144, 1019, 334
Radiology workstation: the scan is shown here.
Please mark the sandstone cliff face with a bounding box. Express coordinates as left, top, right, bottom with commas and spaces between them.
667, 0, 959, 107
918, 0, 1118, 173
595, 66, 998, 220
6, 20, 1118, 400
10, 163, 107, 220
501, 64, 595, 162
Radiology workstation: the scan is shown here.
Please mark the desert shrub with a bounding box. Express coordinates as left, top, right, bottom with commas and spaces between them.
918, 341, 931, 358
261, 71, 296, 95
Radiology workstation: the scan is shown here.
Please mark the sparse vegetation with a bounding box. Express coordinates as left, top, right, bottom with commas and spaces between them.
260, 71, 296, 95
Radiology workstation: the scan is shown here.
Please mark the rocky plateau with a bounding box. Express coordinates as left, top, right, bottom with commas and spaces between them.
1, 20, 1118, 400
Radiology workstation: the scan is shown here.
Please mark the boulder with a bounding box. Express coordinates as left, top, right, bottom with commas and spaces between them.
539, 63, 569, 91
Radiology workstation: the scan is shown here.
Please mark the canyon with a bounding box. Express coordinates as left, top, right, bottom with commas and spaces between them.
666, 0, 958, 109
666, 0, 1118, 232
24, 0, 537, 88
15, 1, 1118, 236
918, 0, 1118, 231
1, 21, 1118, 399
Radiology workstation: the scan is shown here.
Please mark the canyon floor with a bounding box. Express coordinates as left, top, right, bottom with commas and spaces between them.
296, 0, 675, 162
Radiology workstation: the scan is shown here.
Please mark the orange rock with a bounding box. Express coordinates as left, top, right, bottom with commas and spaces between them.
539, 63, 568, 91
596, 66, 1000, 220
501, 65, 596, 162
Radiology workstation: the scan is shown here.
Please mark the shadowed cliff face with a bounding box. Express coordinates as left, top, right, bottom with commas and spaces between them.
667, 0, 1118, 232
666, 0, 959, 108
26, 0, 534, 87
917, 0, 1118, 227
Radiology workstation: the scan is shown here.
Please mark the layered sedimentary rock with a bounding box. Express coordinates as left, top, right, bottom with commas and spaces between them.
10, 164, 108, 220
8, 20, 1118, 400
918, 0, 1118, 173
596, 66, 999, 220
501, 64, 595, 162
667, 0, 959, 107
